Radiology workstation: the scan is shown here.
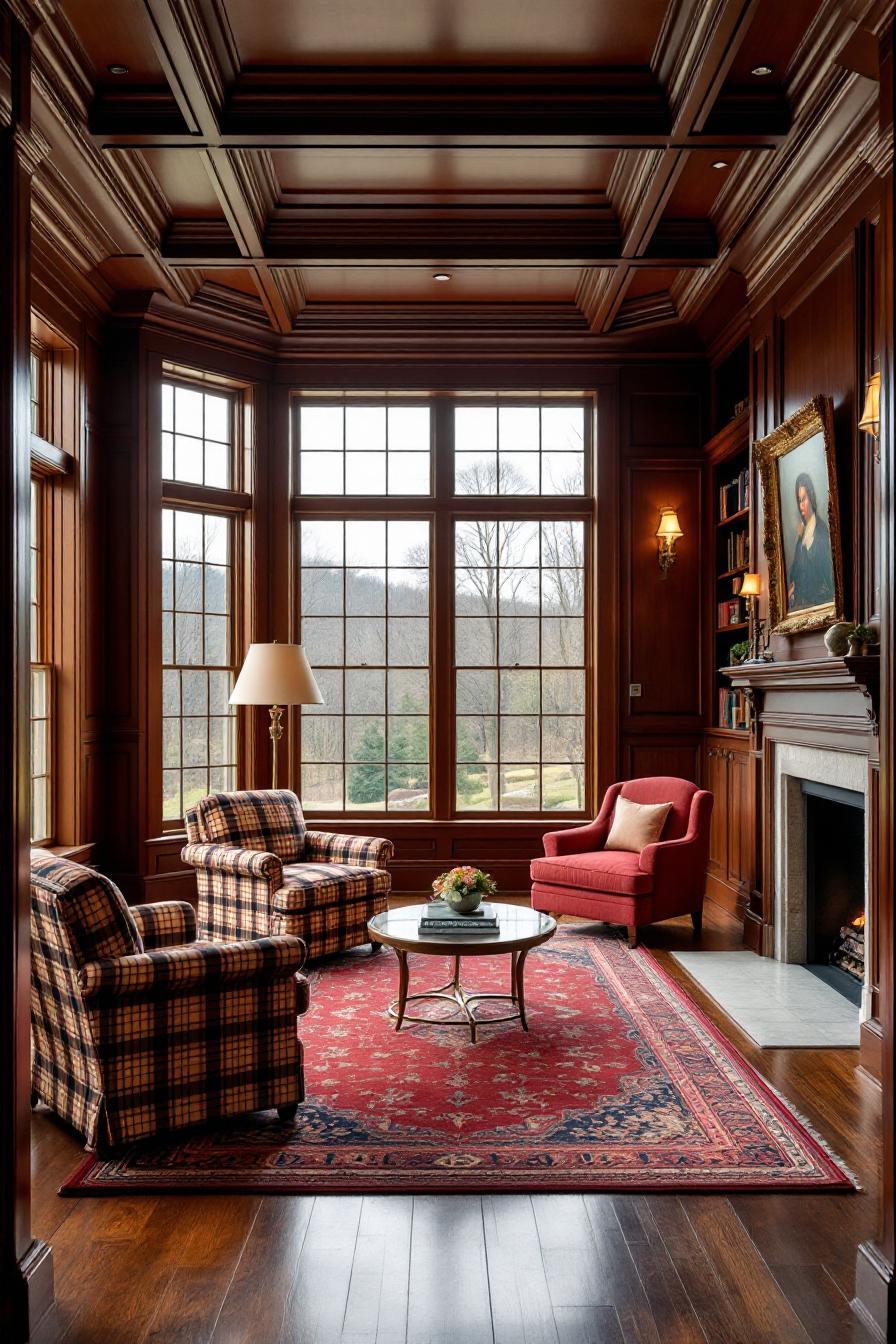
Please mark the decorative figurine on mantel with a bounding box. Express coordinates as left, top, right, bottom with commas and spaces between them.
739, 573, 772, 663
824, 621, 852, 656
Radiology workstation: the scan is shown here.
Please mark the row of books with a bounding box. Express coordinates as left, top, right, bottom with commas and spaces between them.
718, 689, 751, 732
719, 467, 750, 520
724, 528, 750, 572
419, 901, 499, 934
717, 597, 746, 629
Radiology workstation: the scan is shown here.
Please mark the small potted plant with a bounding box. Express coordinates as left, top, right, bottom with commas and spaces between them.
431, 865, 497, 914
847, 623, 878, 656
729, 640, 750, 665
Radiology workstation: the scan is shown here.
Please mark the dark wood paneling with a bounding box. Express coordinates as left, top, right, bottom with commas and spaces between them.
621, 738, 701, 783
628, 393, 701, 449
623, 463, 703, 722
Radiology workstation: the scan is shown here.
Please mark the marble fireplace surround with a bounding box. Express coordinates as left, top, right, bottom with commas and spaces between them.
773, 742, 870, 1017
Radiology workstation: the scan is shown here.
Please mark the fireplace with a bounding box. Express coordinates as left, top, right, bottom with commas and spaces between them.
803, 781, 865, 1006
773, 742, 870, 1018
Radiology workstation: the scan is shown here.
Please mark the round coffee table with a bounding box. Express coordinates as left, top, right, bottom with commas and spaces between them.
368, 903, 556, 1043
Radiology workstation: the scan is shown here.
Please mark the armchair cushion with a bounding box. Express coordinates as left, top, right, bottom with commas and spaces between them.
79, 935, 307, 1002
605, 796, 672, 853
303, 830, 394, 868
131, 901, 197, 949
276, 863, 390, 913
531, 849, 653, 897
30, 848, 142, 964
195, 789, 306, 862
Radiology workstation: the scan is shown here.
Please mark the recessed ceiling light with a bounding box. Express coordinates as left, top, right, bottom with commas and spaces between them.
107, 63, 130, 75
433, 272, 451, 281
751, 64, 774, 77
712, 160, 729, 169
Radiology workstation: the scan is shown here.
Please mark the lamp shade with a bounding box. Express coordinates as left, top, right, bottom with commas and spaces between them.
655, 508, 683, 541
739, 572, 762, 597
858, 370, 880, 435
229, 643, 323, 707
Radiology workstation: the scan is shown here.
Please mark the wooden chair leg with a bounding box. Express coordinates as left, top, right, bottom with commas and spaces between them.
370, 940, 383, 955
627, 924, 638, 949
277, 1102, 299, 1122
691, 910, 703, 936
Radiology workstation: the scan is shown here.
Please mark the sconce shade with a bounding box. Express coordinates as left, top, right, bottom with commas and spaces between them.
739, 572, 762, 597
858, 371, 880, 436
655, 508, 683, 542
229, 643, 323, 706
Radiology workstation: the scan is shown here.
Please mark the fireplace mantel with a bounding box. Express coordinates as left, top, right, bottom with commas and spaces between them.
723, 656, 880, 738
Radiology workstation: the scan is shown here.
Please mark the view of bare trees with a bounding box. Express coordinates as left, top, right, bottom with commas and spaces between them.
161, 507, 236, 819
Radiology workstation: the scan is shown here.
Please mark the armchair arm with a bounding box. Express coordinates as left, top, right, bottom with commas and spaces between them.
303, 830, 393, 867
639, 791, 713, 879
543, 815, 611, 858
180, 843, 283, 885
131, 900, 197, 949
79, 935, 307, 1002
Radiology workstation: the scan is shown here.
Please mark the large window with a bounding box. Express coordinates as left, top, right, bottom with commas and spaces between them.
160, 372, 244, 823
295, 396, 593, 819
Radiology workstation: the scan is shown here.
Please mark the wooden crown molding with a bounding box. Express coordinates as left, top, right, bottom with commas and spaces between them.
4, 0, 58, 34
610, 290, 679, 332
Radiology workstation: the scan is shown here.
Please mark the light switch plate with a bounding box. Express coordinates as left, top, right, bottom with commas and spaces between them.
629, 683, 642, 697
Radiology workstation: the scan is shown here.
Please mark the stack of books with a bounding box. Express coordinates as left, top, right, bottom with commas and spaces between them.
419, 901, 499, 933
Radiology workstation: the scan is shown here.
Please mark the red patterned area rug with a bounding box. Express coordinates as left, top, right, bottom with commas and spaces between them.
62, 932, 855, 1195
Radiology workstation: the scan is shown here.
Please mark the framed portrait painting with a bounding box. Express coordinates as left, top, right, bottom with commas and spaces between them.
753, 396, 844, 635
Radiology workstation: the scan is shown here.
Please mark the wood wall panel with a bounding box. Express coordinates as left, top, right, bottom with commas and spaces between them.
623, 464, 703, 721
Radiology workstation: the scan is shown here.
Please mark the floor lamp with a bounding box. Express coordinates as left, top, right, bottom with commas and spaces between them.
229, 643, 323, 789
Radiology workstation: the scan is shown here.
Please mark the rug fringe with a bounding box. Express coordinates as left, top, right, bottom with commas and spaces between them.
761, 1078, 863, 1191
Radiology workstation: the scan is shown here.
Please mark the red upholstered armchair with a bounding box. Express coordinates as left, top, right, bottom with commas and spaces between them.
530, 777, 713, 947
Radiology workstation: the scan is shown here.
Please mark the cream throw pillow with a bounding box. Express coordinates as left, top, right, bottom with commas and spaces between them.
604, 795, 673, 853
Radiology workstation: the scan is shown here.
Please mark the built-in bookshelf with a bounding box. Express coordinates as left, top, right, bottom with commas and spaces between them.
708, 408, 753, 733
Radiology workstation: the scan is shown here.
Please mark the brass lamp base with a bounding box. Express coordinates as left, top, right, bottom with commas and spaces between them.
269, 704, 284, 789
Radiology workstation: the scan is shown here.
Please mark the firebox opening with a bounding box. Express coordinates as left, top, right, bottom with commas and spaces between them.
803, 780, 865, 1007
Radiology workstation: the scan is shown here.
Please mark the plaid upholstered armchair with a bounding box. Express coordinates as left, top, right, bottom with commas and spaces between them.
30, 850, 309, 1152
181, 789, 392, 959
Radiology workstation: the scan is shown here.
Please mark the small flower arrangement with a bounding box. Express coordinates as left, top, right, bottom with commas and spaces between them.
432, 866, 497, 899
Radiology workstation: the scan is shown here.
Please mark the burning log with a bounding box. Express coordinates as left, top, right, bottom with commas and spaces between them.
830, 914, 865, 982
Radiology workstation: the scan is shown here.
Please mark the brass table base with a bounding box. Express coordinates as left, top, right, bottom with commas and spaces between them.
388, 950, 530, 1044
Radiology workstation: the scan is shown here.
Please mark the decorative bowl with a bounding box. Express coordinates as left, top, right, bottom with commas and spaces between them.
442, 887, 483, 915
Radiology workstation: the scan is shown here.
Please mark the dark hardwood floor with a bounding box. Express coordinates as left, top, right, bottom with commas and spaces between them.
31, 900, 881, 1344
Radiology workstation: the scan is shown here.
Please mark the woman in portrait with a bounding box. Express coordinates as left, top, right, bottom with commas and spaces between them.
786, 471, 834, 610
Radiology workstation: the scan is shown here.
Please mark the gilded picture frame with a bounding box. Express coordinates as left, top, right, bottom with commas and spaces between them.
753, 396, 844, 635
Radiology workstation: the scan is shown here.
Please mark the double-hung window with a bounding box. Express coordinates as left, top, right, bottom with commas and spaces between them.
294, 396, 592, 819
160, 376, 243, 823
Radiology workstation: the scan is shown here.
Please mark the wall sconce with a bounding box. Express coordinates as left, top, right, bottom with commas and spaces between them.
655, 508, 683, 577
858, 370, 880, 461
739, 571, 771, 662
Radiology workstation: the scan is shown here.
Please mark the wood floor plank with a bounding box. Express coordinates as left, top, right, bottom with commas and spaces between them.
140, 1196, 261, 1344
769, 1262, 869, 1344
621, 1200, 708, 1344
407, 1196, 493, 1344
341, 1195, 414, 1344
210, 1197, 315, 1344
553, 1306, 625, 1344
482, 1194, 558, 1344
279, 1196, 364, 1344
683, 1198, 812, 1344
643, 1197, 754, 1344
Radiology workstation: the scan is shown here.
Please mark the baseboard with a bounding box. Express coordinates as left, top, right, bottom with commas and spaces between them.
853, 1238, 894, 1342
4, 1239, 56, 1344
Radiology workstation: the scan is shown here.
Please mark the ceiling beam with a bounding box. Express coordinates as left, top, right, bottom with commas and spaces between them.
159, 213, 718, 268
89, 66, 788, 149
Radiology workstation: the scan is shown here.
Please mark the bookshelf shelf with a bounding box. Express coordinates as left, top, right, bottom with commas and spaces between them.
710, 416, 753, 733
716, 506, 750, 527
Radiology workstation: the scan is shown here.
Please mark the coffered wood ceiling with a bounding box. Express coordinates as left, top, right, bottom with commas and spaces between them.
15, 0, 891, 341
